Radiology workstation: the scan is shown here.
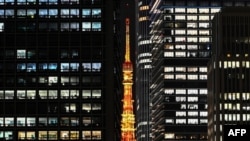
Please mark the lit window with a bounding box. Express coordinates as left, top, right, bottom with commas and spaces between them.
187, 16, 197, 20
92, 63, 101, 71
48, 0, 57, 4
188, 119, 198, 124
17, 117, 26, 127
187, 8, 197, 13
176, 74, 186, 80
82, 22, 91, 31
82, 130, 101, 140
17, 50, 26, 59
188, 111, 198, 116
187, 30, 197, 35
82, 9, 91, 18
175, 8, 185, 13
199, 8, 209, 13
164, 67, 174, 72
38, 118, 47, 126
82, 63, 91, 71
61, 9, 69, 17
4, 90, 14, 99
176, 97, 186, 102
48, 76, 58, 85
5, 117, 14, 126
187, 74, 198, 80
39, 90, 47, 99
39, 9, 47, 17
175, 67, 186, 72
164, 74, 174, 79
92, 22, 101, 31
49, 9, 58, 17
175, 15, 185, 20
188, 97, 198, 102
176, 119, 186, 124
164, 52, 174, 57
48, 131, 57, 140
48, 90, 57, 99
92, 9, 101, 18
61, 90, 69, 99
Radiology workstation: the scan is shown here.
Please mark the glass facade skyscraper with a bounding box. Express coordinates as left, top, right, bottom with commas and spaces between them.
0, 0, 122, 140
145, 0, 250, 140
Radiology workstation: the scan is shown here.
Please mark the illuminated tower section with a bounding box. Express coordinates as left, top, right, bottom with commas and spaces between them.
121, 18, 136, 141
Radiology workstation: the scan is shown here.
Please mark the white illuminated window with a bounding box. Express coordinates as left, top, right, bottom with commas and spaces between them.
187, 16, 197, 20
187, 8, 197, 13
176, 89, 186, 94
199, 37, 209, 42
211, 8, 220, 13
175, 52, 186, 57
176, 97, 186, 102
164, 67, 174, 72
187, 67, 198, 72
188, 97, 198, 102
187, 37, 197, 42
165, 119, 174, 124
175, 30, 186, 35
199, 8, 209, 13
199, 30, 209, 35
187, 22, 197, 28
188, 119, 198, 124
188, 89, 198, 95
175, 45, 185, 50
187, 30, 197, 35
164, 52, 174, 57
175, 8, 185, 13
188, 111, 198, 116
199, 16, 209, 21
176, 119, 186, 124
165, 89, 174, 94
199, 75, 207, 80
175, 67, 186, 72
176, 111, 186, 116
175, 15, 186, 20
176, 74, 186, 80
164, 74, 174, 79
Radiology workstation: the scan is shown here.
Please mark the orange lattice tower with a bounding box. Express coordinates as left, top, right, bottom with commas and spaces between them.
121, 18, 136, 141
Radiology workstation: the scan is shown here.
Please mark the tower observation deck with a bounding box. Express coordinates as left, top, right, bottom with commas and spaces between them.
121, 18, 136, 141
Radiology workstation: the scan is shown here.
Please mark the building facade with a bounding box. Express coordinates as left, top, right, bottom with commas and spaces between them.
0, 0, 123, 140
208, 7, 250, 141
147, 0, 250, 140
135, 0, 152, 140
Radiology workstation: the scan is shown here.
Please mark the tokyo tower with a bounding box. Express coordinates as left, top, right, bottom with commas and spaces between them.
121, 18, 136, 141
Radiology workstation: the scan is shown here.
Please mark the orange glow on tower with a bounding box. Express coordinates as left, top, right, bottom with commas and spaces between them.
121, 18, 136, 141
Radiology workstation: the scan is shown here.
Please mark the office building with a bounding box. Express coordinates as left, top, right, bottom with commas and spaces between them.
208, 7, 250, 141
135, 0, 152, 140
0, 0, 123, 140
147, 0, 250, 140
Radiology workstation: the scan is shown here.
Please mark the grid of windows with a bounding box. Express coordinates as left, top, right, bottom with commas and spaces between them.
0, 0, 107, 140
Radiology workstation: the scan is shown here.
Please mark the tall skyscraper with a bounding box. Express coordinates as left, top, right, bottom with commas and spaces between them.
135, 0, 152, 140
0, 0, 123, 140
208, 7, 250, 141
143, 0, 250, 140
